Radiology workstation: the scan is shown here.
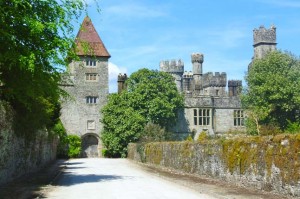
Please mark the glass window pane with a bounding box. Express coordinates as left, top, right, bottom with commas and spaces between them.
194, 117, 197, 125
194, 109, 197, 116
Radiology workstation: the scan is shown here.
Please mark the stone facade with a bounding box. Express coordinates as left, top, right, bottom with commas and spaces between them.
161, 25, 277, 138
161, 54, 244, 137
60, 16, 110, 157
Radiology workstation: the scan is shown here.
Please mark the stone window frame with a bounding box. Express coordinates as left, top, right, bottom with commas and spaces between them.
85, 73, 98, 81
85, 59, 96, 67
86, 96, 97, 104
193, 108, 211, 126
234, 110, 244, 126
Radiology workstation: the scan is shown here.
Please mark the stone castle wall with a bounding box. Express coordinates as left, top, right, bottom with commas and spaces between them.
0, 101, 57, 185
128, 135, 300, 197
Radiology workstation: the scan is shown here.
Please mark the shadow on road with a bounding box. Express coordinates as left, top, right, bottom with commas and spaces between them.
53, 172, 132, 186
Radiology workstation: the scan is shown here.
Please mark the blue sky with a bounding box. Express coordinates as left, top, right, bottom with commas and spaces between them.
74, 0, 300, 93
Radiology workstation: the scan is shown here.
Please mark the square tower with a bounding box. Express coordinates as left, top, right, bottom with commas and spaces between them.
60, 16, 110, 157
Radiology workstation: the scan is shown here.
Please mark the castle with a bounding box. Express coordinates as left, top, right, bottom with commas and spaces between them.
60, 16, 277, 157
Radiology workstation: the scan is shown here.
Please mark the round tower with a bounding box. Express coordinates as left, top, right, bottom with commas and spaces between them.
191, 53, 204, 94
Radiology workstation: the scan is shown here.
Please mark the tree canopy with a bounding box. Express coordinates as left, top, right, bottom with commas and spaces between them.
0, 0, 90, 135
242, 51, 300, 133
101, 69, 184, 157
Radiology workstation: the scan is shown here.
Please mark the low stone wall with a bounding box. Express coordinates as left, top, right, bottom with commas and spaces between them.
128, 135, 300, 197
0, 101, 58, 185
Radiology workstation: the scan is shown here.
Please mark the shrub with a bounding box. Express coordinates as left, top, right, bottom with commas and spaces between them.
52, 120, 68, 158
286, 121, 300, 134
139, 122, 171, 143
67, 135, 82, 158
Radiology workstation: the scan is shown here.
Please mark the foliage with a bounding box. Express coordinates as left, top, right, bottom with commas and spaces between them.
139, 122, 171, 143
242, 51, 300, 131
286, 121, 300, 134
197, 131, 208, 142
101, 69, 184, 157
185, 135, 193, 142
126, 69, 184, 127
67, 135, 82, 158
101, 93, 146, 158
52, 119, 68, 158
0, 0, 93, 137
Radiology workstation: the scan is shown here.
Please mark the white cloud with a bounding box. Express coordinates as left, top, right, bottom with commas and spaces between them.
108, 62, 128, 93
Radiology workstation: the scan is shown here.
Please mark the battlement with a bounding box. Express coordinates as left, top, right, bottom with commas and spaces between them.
191, 53, 204, 64
183, 71, 193, 78
253, 25, 276, 46
117, 73, 127, 82
160, 59, 184, 73
203, 72, 227, 88
228, 80, 242, 87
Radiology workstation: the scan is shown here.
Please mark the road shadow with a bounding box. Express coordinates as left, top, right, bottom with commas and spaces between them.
53, 172, 133, 186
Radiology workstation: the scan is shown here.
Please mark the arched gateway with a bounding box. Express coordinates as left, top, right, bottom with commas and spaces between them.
81, 133, 100, 158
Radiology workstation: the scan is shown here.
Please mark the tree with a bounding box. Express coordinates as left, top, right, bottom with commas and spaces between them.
0, 0, 91, 135
242, 51, 300, 132
101, 69, 184, 157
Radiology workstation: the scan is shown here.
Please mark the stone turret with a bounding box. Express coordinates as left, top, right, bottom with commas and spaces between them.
228, 80, 242, 97
160, 59, 184, 91
191, 53, 204, 95
117, 73, 127, 94
253, 25, 277, 59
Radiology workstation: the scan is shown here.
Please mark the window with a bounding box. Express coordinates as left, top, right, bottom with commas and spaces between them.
86, 59, 96, 67
86, 96, 97, 104
87, 120, 95, 130
234, 110, 244, 126
86, 73, 97, 81
194, 109, 211, 126
216, 90, 219, 96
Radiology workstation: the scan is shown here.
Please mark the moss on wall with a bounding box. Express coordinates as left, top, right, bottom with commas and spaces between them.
128, 134, 300, 197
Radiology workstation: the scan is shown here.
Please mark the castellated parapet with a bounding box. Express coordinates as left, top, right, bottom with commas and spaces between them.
117, 73, 127, 82
202, 72, 227, 88
228, 80, 242, 87
253, 25, 276, 46
191, 53, 204, 64
160, 59, 184, 73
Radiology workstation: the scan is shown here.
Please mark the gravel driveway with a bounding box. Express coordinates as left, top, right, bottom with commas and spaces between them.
44, 158, 215, 199
43, 158, 289, 199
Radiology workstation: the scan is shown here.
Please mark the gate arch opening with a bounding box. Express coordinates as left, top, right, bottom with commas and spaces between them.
81, 133, 99, 158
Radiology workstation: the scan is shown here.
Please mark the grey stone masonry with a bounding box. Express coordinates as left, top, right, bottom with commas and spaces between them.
60, 16, 110, 158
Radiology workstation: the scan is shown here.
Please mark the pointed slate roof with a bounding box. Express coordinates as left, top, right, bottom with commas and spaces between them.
75, 16, 110, 58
